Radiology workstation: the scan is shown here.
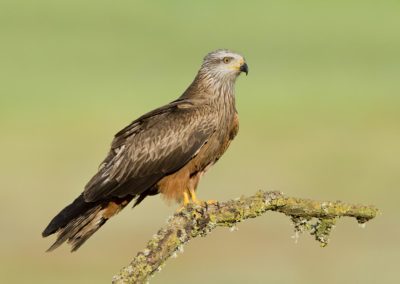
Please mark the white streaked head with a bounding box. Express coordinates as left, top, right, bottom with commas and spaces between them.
200, 49, 248, 80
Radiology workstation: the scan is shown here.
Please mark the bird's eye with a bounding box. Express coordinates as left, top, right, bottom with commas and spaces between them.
222, 57, 232, 64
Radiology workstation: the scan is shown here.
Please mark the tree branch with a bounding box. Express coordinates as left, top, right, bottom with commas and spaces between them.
112, 190, 378, 284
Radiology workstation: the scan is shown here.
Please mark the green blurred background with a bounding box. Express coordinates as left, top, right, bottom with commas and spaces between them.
1, 0, 399, 283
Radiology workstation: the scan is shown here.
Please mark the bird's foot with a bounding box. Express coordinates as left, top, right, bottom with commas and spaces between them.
189, 188, 206, 207
176, 190, 218, 212
176, 192, 191, 212
176, 205, 186, 213
190, 195, 204, 207
205, 199, 218, 205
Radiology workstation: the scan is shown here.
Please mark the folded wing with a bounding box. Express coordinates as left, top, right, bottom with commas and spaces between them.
83, 99, 216, 202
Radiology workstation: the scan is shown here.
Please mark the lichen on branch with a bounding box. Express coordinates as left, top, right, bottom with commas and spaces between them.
112, 190, 378, 284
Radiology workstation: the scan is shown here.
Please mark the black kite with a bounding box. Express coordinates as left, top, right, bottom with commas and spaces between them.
42, 49, 248, 251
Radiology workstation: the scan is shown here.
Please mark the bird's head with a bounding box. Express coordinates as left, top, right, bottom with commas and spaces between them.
200, 49, 248, 81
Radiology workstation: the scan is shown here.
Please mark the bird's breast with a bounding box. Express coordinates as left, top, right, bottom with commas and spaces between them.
199, 102, 238, 165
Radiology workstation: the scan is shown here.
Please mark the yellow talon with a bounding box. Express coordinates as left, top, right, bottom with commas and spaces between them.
206, 199, 218, 205
183, 191, 190, 206
189, 188, 203, 206
177, 189, 217, 212
176, 192, 191, 212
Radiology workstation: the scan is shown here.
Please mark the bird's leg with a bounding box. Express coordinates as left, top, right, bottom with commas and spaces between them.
176, 191, 191, 212
177, 188, 217, 212
183, 191, 190, 206
189, 187, 219, 206
189, 188, 203, 206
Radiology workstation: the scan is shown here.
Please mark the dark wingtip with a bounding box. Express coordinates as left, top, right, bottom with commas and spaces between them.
42, 225, 55, 238
42, 194, 89, 238
42, 218, 62, 238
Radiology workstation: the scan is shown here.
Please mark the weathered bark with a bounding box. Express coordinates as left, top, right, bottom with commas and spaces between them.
112, 190, 378, 284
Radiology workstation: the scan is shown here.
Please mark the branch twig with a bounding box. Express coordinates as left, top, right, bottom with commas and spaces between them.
112, 190, 378, 283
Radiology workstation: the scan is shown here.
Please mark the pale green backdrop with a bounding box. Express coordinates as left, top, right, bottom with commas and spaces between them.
1, 0, 399, 283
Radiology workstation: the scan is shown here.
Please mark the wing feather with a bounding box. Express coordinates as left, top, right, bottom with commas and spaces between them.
83, 99, 215, 202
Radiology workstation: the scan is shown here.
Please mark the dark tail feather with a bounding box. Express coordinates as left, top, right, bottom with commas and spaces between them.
42, 194, 92, 238
42, 194, 133, 252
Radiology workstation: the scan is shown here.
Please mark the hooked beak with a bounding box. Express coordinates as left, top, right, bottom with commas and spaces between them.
240, 62, 249, 75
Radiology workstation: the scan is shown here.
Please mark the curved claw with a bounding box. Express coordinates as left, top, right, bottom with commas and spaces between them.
176, 192, 191, 212
176, 189, 218, 212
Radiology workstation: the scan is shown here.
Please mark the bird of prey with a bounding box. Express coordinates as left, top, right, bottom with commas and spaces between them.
42, 49, 248, 251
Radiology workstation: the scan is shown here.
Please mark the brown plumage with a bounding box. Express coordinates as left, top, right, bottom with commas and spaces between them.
42, 49, 248, 251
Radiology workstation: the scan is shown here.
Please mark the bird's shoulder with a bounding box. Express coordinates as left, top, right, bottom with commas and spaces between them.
111, 97, 213, 150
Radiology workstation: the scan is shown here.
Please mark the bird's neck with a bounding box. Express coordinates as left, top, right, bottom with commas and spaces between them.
180, 71, 237, 102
